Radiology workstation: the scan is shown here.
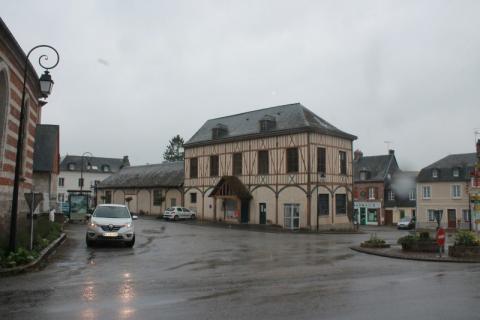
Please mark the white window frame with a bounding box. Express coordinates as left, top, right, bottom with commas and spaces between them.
284, 203, 300, 230
409, 189, 416, 201
432, 169, 438, 178
451, 184, 461, 199
388, 190, 395, 201
463, 209, 470, 222
368, 187, 375, 200
453, 168, 460, 177
422, 186, 431, 199
428, 209, 436, 222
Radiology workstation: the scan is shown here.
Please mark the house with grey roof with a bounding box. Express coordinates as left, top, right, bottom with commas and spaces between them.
32, 124, 60, 212
417, 152, 477, 229
96, 161, 184, 215
184, 102, 357, 230
57, 155, 130, 210
353, 149, 402, 225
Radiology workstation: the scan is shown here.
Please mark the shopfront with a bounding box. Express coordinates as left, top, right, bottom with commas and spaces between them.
354, 201, 381, 225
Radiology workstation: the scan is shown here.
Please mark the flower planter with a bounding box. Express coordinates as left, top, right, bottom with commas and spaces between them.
401, 240, 438, 253
448, 245, 480, 258
360, 242, 390, 249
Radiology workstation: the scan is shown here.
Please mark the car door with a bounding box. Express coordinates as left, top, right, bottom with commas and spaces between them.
176, 207, 183, 218
182, 207, 191, 218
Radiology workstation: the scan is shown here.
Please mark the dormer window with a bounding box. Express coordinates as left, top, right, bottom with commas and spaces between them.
453, 167, 460, 178
212, 123, 228, 139
359, 169, 370, 181
68, 163, 75, 171
102, 165, 110, 172
432, 169, 439, 178
259, 115, 276, 132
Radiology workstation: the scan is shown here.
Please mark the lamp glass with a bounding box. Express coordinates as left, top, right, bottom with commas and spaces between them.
39, 71, 53, 96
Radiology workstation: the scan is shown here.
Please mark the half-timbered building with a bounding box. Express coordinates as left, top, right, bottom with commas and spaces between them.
183, 103, 356, 230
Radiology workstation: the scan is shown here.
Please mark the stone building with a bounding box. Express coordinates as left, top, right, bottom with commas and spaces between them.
57, 155, 129, 209
32, 124, 60, 212
0, 18, 48, 247
96, 161, 184, 215
183, 103, 357, 230
416, 152, 476, 229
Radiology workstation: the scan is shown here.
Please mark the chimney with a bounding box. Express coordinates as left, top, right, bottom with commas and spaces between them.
477, 139, 480, 159
121, 155, 130, 168
354, 149, 363, 161
389, 149, 395, 155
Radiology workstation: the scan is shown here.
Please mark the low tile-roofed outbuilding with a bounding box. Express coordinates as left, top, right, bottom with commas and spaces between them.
97, 161, 184, 189
184, 103, 357, 147
417, 153, 476, 182
33, 124, 59, 173
60, 155, 129, 173
353, 152, 399, 182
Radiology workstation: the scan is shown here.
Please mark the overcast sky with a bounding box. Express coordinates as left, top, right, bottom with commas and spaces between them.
3, 1, 479, 170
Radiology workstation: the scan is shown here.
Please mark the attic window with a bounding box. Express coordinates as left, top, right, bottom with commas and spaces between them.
359, 170, 369, 181
102, 165, 110, 172
212, 123, 228, 139
432, 169, 439, 178
68, 163, 75, 171
453, 167, 460, 177
259, 115, 276, 132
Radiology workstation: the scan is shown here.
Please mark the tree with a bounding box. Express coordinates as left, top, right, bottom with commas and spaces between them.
163, 135, 185, 162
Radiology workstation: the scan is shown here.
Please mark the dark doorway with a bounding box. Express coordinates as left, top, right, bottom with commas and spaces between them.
384, 210, 393, 225
259, 203, 266, 224
317, 194, 329, 216
448, 209, 456, 229
241, 199, 250, 223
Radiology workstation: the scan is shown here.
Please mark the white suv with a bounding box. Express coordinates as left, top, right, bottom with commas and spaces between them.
163, 207, 196, 221
86, 204, 137, 247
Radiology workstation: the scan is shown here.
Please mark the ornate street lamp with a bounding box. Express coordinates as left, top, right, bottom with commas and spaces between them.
8, 45, 60, 252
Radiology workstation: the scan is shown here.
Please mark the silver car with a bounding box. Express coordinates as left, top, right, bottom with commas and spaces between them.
86, 204, 137, 247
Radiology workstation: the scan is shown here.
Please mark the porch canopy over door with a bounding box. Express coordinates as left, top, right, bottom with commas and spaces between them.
209, 176, 252, 222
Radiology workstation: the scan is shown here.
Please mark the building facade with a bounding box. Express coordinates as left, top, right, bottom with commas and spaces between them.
57, 155, 129, 210
96, 161, 184, 215
0, 18, 47, 247
32, 124, 60, 212
183, 103, 357, 230
470, 139, 480, 229
353, 150, 401, 225
383, 171, 417, 224
416, 153, 476, 229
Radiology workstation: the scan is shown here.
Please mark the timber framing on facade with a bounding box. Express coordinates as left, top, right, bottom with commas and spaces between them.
183, 103, 357, 230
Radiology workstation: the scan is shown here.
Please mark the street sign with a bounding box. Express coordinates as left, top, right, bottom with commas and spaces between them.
24, 192, 43, 212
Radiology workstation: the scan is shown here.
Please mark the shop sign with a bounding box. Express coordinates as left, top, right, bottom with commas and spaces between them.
354, 201, 381, 209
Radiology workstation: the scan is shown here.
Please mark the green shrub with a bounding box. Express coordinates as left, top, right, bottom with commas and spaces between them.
0, 247, 39, 268
397, 235, 418, 248
454, 230, 480, 247
365, 233, 386, 245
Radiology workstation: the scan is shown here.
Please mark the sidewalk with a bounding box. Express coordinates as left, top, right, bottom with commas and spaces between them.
351, 245, 480, 263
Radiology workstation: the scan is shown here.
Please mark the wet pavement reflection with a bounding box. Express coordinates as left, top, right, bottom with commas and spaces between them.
0, 219, 478, 320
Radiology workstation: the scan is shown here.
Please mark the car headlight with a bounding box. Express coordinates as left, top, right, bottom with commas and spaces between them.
89, 222, 98, 227
123, 223, 132, 228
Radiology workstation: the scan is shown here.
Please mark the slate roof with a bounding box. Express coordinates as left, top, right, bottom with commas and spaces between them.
60, 155, 128, 173
33, 124, 59, 173
184, 103, 357, 147
417, 153, 476, 182
97, 161, 184, 189
353, 153, 398, 182
385, 171, 418, 208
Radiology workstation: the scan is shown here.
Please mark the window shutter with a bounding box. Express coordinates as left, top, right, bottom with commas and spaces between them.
374, 187, 378, 199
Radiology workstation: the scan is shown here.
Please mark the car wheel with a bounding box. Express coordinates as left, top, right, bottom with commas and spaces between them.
86, 237, 95, 247
125, 236, 135, 248
174, 215, 179, 221
191, 214, 196, 220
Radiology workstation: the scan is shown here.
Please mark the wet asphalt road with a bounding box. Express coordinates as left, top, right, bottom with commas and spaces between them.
0, 218, 479, 320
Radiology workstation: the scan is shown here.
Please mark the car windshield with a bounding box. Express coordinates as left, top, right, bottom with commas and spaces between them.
93, 206, 131, 219
400, 217, 411, 222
